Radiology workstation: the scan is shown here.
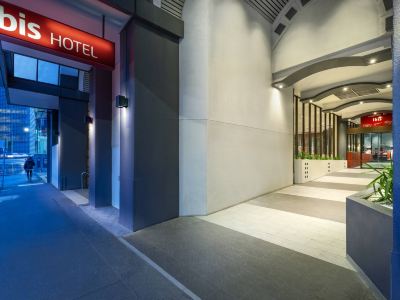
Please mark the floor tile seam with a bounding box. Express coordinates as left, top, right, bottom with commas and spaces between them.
124, 225, 304, 296
246, 202, 346, 223
280, 185, 359, 193
53, 197, 165, 299
197, 218, 350, 267
228, 203, 348, 225
275, 188, 354, 196
119, 237, 205, 300
205, 225, 346, 256
50, 194, 138, 289
275, 190, 354, 198
272, 192, 347, 202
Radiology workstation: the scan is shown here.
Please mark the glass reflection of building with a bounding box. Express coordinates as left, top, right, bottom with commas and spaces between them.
0, 87, 33, 154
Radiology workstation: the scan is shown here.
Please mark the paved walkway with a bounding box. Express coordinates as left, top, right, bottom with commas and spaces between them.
0, 169, 378, 299
125, 168, 378, 299
0, 184, 189, 299
199, 168, 376, 270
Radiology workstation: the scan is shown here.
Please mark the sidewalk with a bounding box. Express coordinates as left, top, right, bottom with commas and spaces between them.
0, 183, 190, 299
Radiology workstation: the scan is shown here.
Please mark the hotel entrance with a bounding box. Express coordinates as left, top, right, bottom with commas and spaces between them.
347, 112, 393, 169
362, 132, 393, 168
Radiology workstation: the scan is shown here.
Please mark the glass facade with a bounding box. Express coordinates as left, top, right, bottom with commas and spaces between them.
0, 87, 32, 154
293, 96, 339, 158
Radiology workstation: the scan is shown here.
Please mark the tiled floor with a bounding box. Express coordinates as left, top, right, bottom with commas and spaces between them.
126, 168, 378, 299
200, 168, 377, 270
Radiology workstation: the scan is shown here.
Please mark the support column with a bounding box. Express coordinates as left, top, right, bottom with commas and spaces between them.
58, 75, 88, 190
89, 69, 112, 207
119, 13, 181, 231
392, 1, 400, 298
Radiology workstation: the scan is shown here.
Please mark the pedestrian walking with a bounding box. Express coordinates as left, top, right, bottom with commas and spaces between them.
24, 156, 35, 182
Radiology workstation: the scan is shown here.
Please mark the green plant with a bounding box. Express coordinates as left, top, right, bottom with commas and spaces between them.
365, 162, 393, 205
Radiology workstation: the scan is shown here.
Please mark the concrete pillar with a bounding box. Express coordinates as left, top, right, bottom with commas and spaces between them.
89, 69, 112, 207
58, 75, 88, 190
392, 1, 400, 298
119, 16, 180, 231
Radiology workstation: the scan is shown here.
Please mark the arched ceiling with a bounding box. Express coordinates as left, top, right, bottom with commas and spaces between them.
160, 0, 289, 22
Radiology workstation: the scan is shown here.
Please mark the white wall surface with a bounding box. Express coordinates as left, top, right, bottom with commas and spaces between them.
273, 0, 385, 72
180, 0, 293, 215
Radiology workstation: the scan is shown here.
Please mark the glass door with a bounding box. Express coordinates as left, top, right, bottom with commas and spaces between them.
362, 133, 392, 168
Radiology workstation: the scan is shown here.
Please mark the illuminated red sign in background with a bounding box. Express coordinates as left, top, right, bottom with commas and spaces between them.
0, 1, 115, 69
361, 113, 392, 128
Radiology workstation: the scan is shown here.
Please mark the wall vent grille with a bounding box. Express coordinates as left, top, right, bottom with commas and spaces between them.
161, 0, 184, 19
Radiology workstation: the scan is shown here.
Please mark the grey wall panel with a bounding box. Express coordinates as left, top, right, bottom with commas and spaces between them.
89, 69, 113, 207
120, 19, 179, 231
58, 99, 88, 190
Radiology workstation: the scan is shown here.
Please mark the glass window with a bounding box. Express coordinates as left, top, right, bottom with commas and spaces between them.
14, 54, 37, 81
38, 60, 59, 85
60, 66, 78, 77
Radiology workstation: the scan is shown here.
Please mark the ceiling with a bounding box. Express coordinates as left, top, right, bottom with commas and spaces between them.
294, 61, 392, 93
297, 57, 393, 120
160, 0, 289, 23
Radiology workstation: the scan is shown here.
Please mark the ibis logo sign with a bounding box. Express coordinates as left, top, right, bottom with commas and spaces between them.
0, 1, 115, 69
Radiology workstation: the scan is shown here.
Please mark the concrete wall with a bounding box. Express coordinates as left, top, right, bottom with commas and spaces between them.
273, 0, 385, 72
119, 14, 180, 231
180, 0, 294, 215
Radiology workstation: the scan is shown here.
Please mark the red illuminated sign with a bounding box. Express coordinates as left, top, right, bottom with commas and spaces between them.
361, 113, 392, 128
0, 1, 115, 69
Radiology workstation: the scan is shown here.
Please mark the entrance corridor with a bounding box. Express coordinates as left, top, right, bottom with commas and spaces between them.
0, 169, 378, 300
125, 169, 378, 299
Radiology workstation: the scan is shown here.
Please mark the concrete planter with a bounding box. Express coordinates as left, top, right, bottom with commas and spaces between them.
294, 159, 347, 183
346, 195, 393, 299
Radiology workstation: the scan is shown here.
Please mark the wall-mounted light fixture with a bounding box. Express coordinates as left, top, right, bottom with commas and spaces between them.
116, 95, 129, 108
85, 116, 94, 124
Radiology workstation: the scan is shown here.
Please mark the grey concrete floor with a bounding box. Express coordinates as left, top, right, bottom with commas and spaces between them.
124, 170, 378, 300
125, 217, 376, 300
0, 184, 190, 300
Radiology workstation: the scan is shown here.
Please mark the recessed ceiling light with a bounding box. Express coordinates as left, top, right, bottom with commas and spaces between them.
360, 101, 364, 104
277, 84, 284, 89
373, 112, 377, 115
386, 84, 392, 88
309, 100, 313, 103
369, 58, 377, 64
343, 87, 349, 92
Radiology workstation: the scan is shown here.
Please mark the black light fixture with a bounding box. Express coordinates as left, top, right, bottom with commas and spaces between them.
116, 95, 128, 108
85, 115, 94, 124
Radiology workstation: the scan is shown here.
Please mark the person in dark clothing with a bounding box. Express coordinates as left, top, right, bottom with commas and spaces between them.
24, 156, 35, 181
